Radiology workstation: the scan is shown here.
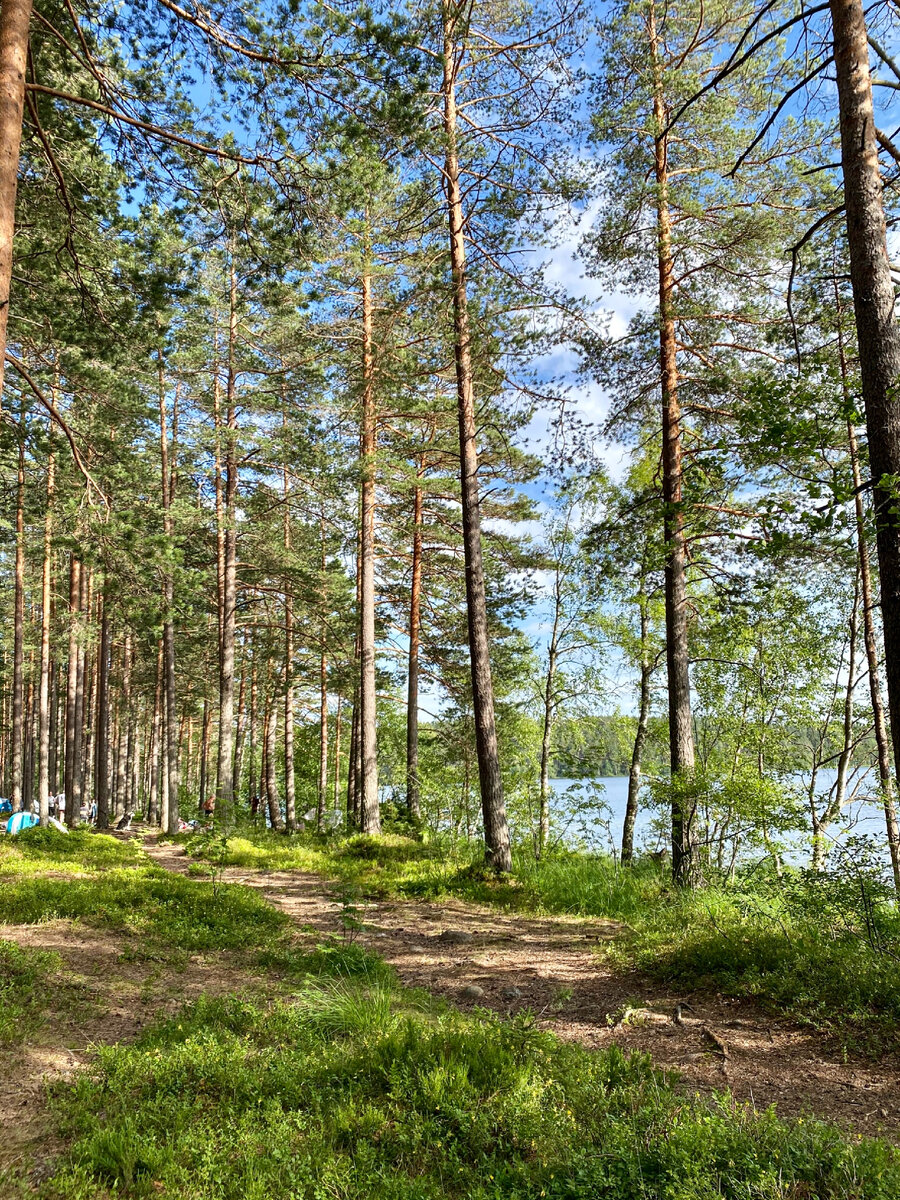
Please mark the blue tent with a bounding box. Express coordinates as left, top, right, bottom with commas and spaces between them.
0, 799, 11, 815
6, 811, 38, 835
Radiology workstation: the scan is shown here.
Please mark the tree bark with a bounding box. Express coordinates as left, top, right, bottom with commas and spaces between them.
283, 418, 296, 833
649, 0, 698, 887
264, 699, 281, 830
829, 0, 900, 826
11, 421, 24, 809
406, 461, 424, 822
94, 588, 111, 828
37, 449, 54, 825
538, 550, 566, 858
69, 564, 90, 827
115, 632, 132, 815
359, 265, 380, 834
63, 556, 80, 813
836, 293, 900, 887
158, 346, 179, 833
622, 597, 652, 865
0, 0, 33, 405
215, 261, 238, 825
441, 4, 511, 871
147, 638, 163, 826
333, 694, 342, 816
232, 667, 246, 801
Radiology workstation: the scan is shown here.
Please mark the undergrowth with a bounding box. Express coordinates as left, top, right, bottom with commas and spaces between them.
182, 827, 900, 1049
0, 938, 61, 1044
44, 969, 900, 1200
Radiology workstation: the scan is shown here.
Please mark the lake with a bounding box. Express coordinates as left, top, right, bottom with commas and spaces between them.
548, 771, 897, 867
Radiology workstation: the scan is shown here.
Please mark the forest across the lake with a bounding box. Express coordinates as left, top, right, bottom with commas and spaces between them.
4, 0, 900, 1195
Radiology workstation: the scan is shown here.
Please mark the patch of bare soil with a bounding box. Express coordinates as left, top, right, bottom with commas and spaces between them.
141, 837, 900, 1143
0, 901, 258, 1186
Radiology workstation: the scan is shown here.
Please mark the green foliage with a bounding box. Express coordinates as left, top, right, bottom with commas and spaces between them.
0, 939, 61, 1044
45, 982, 900, 1199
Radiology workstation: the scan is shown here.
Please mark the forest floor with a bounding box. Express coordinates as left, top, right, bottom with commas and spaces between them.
2, 825, 899, 1197
142, 834, 900, 1140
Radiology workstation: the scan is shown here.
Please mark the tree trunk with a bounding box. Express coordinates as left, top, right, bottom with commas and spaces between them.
441, 5, 511, 871
63, 556, 80, 812
147, 638, 163, 826
216, 262, 239, 825
248, 657, 257, 805
622, 596, 652, 864
232, 667, 246, 801
94, 589, 111, 829
406, 463, 424, 822
333, 694, 342, 816
829, 0, 900, 822
283, 424, 296, 833
347, 693, 360, 828
649, 1, 697, 887
359, 265, 380, 834
538, 554, 566, 858
11, 423, 24, 809
264, 700, 281, 831
158, 346, 179, 834
70, 564, 90, 827
0, 0, 33, 405
836, 293, 900, 887
37, 450, 54, 825
115, 632, 132, 814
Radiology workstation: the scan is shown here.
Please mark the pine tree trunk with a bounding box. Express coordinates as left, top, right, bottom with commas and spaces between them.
347, 694, 360, 828
148, 638, 163, 826
835, 293, 900, 887
11, 425, 24, 809
215, 264, 239, 825
538, 560, 565, 859
37, 450, 54, 825
94, 589, 111, 829
406, 466, 424, 822
359, 266, 380, 834
158, 347, 179, 834
264, 700, 281, 831
64, 556, 80, 811
316, 516, 326, 832
115, 632, 132, 814
441, 5, 511, 871
232, 667, 246, 801
283, 432, 296, 833
248, 658, 257, 807
649, 1, 697, 887
829, 0, 900, 818
622, 598, 652, 865
0, 0, 32, 405
199, 697, 211, 814
70, 565, 89, 827
333, 694, 342, 816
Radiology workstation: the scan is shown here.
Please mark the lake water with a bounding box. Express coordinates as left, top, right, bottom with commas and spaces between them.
548, 771, 896, 867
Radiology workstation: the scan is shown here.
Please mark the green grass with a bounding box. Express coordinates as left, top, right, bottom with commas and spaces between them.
0, 826, 288, 963
0, 938, 62, 1044
182, 828, 900, 1049
0, 826, 146, 877
44, 970, 900, 1199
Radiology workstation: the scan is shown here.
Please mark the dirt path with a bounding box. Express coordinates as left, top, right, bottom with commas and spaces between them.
144, 836, 900, 1141
0, 873, 260, 1186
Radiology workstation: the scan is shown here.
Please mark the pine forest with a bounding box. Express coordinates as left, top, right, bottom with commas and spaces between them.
5, 0, 900, 1196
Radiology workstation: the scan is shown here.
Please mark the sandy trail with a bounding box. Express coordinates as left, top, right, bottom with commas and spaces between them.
143, 836, 900, 1140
